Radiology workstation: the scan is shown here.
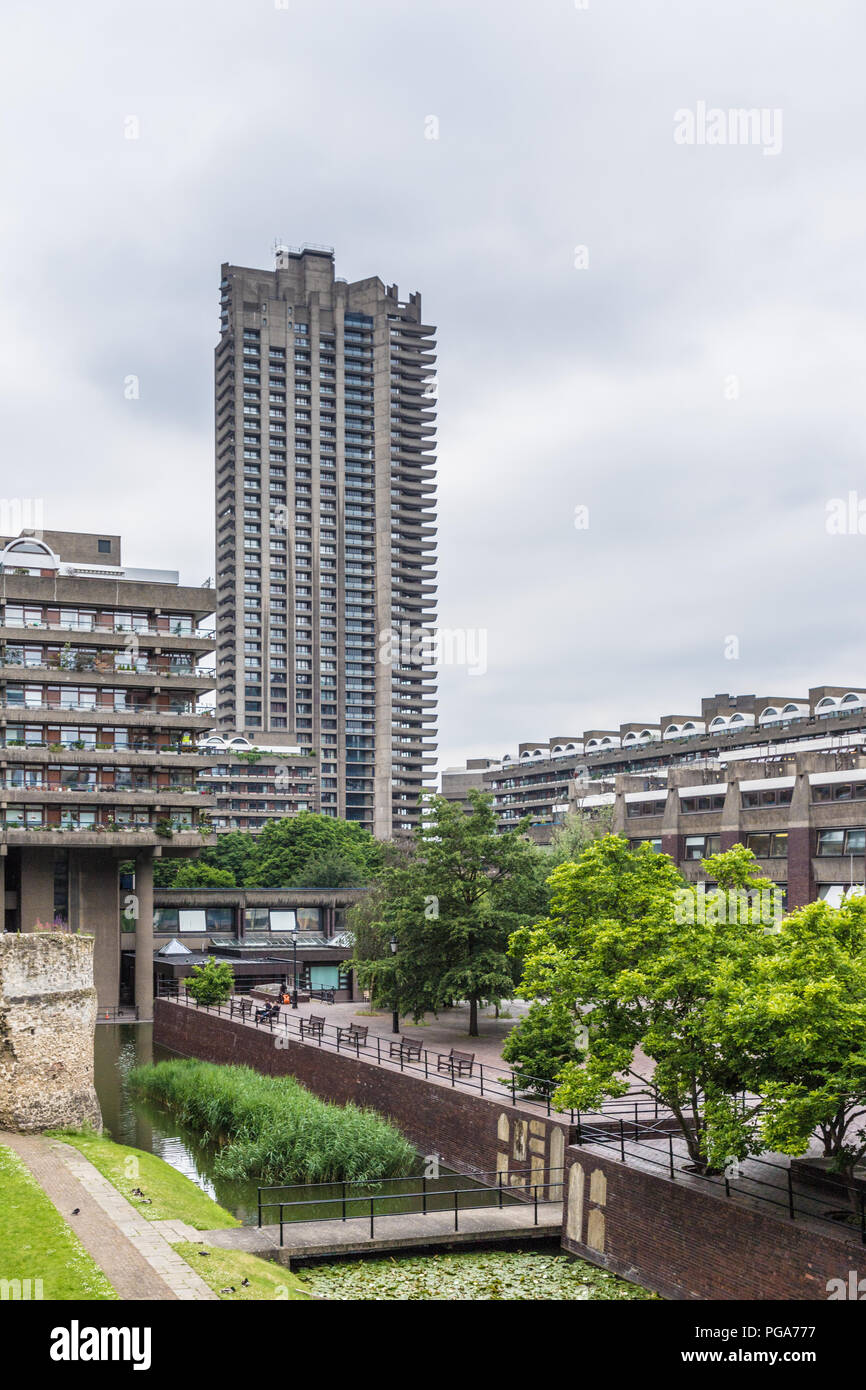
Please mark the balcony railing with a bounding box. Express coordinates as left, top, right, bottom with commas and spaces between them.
3, 819, 206, 834
0, 620, 213, 639
0, 656, 213, 678
1, 701, 204, 716
4, 780, 203, 794
1, 739, 213, 755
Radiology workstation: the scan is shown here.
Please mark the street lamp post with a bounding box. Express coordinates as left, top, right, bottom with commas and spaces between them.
291, 926, 299, 1010
390, 935, 399, 1034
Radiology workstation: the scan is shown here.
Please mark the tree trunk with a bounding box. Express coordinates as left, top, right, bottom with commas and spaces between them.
469, 995, 478, 1037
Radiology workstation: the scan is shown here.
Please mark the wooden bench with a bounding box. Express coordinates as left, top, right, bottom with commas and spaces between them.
310, 987, 336, 1004
437, 1048, 475, 1077
336, 1023, 368, 1050
230, 997, 253, 1020
389, 1035, 422, 1062
301, 1014, 326, 1041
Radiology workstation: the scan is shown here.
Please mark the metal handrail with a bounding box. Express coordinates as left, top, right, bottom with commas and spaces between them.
173, 993, 660, 1124
256, 1167, 565, 1247
577, 1118, 866, 1243
0, 657, 212, 678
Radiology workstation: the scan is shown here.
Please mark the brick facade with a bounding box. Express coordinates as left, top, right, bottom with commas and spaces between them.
154, 999, 571, 1189
562, 1145, 866, 1301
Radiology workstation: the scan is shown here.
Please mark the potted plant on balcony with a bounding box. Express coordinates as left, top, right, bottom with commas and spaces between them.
155, 817, 174, 839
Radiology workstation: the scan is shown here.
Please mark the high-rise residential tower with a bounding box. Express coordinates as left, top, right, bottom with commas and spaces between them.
214, 246, 437, 837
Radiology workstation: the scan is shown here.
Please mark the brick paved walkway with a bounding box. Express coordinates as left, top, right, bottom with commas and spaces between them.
1, 1132, 217, 1301
260, 997, 532, 1069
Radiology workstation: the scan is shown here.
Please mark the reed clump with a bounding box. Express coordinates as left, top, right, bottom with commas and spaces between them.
129, 1059, 415, 1184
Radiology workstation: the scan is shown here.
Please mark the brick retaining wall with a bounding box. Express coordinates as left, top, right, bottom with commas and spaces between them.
155, 1000, 862, 1300
153, 998, 572, 1189
562, 1144, 866, 1301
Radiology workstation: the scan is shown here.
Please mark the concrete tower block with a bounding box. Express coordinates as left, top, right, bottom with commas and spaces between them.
0, 933, 102, 1133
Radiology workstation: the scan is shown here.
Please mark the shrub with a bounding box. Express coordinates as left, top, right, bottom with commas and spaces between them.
185, 959, 234, 1005
501, 1000, 584, 1095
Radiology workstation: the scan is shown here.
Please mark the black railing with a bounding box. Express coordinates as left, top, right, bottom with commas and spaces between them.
577, 1118, 866, 1243
95, 1004, 139, 1022
256, 1166, 566, 1247
167, 992, 663, 1125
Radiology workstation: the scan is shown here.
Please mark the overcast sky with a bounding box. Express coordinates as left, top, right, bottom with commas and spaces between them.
2, 0, 865, 773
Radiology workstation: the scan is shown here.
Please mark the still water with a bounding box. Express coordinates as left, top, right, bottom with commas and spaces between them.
93, 1023, 494, 1228
95, 1023, 264, 1224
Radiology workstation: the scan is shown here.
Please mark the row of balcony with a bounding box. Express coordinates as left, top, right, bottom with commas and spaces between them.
2, 702, 210, 721
0, 655, 212, 681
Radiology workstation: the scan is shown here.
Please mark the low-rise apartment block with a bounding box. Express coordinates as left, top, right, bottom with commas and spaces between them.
443, 686, 866, 908
0, 529, 217, 1015
198, 732, 319, 832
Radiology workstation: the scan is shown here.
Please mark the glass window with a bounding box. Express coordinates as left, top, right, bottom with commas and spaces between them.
205, 908, 234, 931
746, 833, 770, 857
309, 965, 340, 990
818, 830, 845, 856
178, 909, 206, 934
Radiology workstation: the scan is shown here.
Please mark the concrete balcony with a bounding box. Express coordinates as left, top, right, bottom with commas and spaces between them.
0, 623, 215, 653
1, 745, 214, 768
0, 661, 213, 691
2, 829, 217, 850
2, 787, 209, 806
3, 706, 213, 729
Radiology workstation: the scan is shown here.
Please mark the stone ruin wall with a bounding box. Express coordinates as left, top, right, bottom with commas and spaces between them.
0, 933, 102, 1133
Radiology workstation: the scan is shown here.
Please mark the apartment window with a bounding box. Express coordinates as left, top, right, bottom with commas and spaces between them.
817, 828, 866, 856
744, 832, 788, 858
683, 834, 722, 860
741, 787, 794, 808
681, 795, 725, 813
626, 800, 665, 818
812, 782, 866, 803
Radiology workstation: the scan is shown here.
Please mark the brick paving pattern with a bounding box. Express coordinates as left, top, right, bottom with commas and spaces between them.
1, 1131, 218, 1301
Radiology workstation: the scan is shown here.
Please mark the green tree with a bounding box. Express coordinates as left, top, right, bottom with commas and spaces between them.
245, 812, 381, 888
152, 858, 179, 888
173, 861, 236, 889
185, 958, 234, 1005
359, 791, 549, 1037
510, 837, 774, 1172
346, 881, 396, 1012
292, 850, 367, 889
544, 803, 615, 869
714, 895, 866, 1184
502, 998, 584, 1096
200, 830, 257, 886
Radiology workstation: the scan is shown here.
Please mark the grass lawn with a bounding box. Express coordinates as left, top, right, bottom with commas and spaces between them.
0, 1146, 116, 1300
51, 1132, 239, 1231
171, 1241, 312, 1301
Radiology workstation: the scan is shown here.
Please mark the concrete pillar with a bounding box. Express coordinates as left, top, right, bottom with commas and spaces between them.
135, 849, 155, 1021
18, 848, 54, 932
75, 851, 120, 1011
0, 851, 5, 932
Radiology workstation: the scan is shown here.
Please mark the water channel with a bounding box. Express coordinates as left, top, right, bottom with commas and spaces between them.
93, 1022, 491, 1226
